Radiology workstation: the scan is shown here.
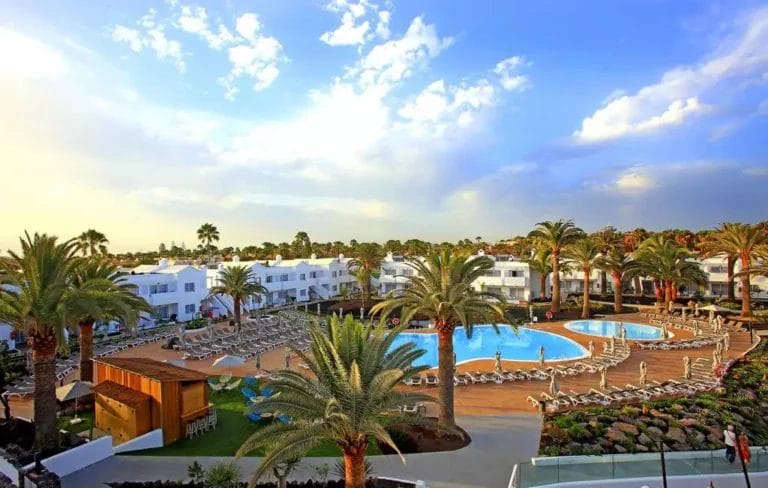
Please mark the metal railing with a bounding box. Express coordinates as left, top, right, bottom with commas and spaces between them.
510, 449, 768, 487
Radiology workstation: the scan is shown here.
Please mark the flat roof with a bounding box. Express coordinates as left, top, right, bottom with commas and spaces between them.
93, 380, 151, 407
95, 357, 209, 382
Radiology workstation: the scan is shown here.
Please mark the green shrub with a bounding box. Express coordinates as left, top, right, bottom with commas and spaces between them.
567, 423, 591, 441
204, 461, 241, 488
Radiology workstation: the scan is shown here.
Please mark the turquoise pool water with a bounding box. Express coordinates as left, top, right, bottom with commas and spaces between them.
388, 324, 588, 368
565, 320, 664, 340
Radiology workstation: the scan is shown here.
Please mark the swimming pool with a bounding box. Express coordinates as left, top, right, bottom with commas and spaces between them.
388, 324, 588, 368
565, 320, 666, 340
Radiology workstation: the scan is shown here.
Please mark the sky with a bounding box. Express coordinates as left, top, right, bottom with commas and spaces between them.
1, 0, 767, 252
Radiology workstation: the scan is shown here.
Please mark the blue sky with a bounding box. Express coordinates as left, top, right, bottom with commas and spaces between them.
1, 0, 767, 251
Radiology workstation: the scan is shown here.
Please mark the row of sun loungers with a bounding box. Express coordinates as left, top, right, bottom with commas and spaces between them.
638, 336, 723, 350
93, 326, 179, 358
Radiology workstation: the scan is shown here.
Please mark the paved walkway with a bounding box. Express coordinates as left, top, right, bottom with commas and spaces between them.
61, 414, 542, 488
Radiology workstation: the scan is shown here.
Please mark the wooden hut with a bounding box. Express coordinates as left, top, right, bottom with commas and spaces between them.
93, 357, 210, 445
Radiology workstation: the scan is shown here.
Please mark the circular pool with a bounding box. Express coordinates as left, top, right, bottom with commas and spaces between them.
565, 320, 666, 340
388, 324, 588, 368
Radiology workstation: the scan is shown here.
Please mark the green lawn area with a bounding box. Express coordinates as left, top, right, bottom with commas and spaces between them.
126, 380, 380, 457
58, 410, 94, 435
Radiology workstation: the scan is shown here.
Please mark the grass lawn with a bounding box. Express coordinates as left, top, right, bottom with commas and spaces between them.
58, 410, 94, 435
126, 380, 380, 457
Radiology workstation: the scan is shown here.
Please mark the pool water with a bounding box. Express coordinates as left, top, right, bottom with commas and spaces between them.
388, 324, 588, 368
565, 320, 665, 340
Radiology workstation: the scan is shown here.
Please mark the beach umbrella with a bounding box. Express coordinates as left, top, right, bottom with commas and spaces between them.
212, 354, 246, 371
255, 352, 261, 370
620, 329, 627, 348
661, 323, 669, 339
538, 346, 545, 366
494, 351, 503, 375
693, 322, 700, 337
549, 373, 560, 397
588, 341, 595, 360
284, 347, 291, 369
716, 341, 723, 356
304, 303, 308, 312
694, 303, 700, 317
178, 323, 186, 349
317, 303, 321, 314
360, 307, 365, 320
639, 361, 647, 385
609, 336, 616, 355
700, 304, 733, 313
709, 309, 715, 321
599, 367, 608, 389
668, 301, 674, 313
56, 381, 93, 420
529, 304, 534, 320
683, 356, 692, 380
724, 332, 730, 352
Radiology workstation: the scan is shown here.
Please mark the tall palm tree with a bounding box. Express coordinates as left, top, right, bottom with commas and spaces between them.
196, 223, 220, 263
68, 258, 151, 382
403, 239, 429, 256
697, 230, 737, 301
208, 265, 267, 326
564, 239, 600, 319
524, 248, 552, 300
596, 245, 633, 313
631, 238, 706, 312
701, 223, 767, 316
370, 250, 509, 428
0, 233, 81, 451
346, 243, 385, 308
237, 314, 434, 488
590, 226, 621, 298
528, 220, 584, 313
76, 229, 109, 256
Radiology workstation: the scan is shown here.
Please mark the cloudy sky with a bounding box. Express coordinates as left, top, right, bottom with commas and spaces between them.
1, 0, 767, 252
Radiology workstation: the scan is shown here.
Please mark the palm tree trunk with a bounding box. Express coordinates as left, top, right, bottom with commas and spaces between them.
79, 320, 95, 382
234, 297, 241, 326
32, 331, 58, 452
599, 271, 607, 298
539, 273, 547, 299
727, 255, 736, 301
581, 270, 590, 319
634, 276, 642, 296
613, 274, 623, 313
740, 253, 751, 316
436, 326, 456, 428
551, 251, 561, 313
663, 281, 672, 314
343, 445, 367, 488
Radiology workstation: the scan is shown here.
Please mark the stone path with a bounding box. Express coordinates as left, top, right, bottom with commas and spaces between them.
61, 414, 542, 488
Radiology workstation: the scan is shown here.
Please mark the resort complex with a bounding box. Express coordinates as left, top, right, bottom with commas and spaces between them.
3, 1, 768, 487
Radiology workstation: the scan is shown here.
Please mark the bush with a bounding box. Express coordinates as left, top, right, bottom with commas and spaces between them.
566, 424, 591, 442
204, 462, 241, 488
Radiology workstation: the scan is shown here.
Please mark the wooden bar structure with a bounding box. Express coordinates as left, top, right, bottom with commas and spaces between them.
93, 357, 209, 445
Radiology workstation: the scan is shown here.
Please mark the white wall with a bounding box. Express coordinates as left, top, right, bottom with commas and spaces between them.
26, 436, 113, 478
113, 428, 163, 454
0, 454, 20, 486
530, 471, 768, 488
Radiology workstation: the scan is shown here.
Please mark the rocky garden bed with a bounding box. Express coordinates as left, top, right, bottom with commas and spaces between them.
108, 480, 416, 488
539, 340, 768, 456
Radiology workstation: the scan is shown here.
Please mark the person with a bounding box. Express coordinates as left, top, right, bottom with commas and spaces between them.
738, 431, 751, 465
724, 425, 737, 463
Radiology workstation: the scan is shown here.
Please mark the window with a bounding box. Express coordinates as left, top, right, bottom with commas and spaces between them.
266, 276, 274, 283
300, 289, 306, 296
402, 269, 413, 276
184, 304, 196, 314
709, 266, 727, 273
280, 274, 289, 282
332, 271, 337, 278
299, 273, 306, 281
484, 270, 501, 277
332, 285, 337, 291
506, 270, 522, 277
338, 270, 344, 276
383, 269, 395, 276
184, 282, 195, 292
150, 284, 169, 294
310, 271, 321, 278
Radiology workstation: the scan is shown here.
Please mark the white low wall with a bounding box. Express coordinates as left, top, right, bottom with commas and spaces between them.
0, 455, 19, 486
113, 428, 163, 454
533, 471, 768, 488
24, 436, 114, 478
532, 447, 764, 466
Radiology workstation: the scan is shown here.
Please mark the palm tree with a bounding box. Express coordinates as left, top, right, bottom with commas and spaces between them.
697, 230, 737, 301
596, 245, 633, 313
370, 250, 509, 428
237, 314, 434, 488
591, 226, 621, 298
291, 231, 312, 257
209, 265, 267, 326
346, 243, 385, 309
0, 233, 81, 451
196, 223, 220, 263
564, 239, 600, 319
76, 229, 109, 256
68, 258, 151, 382
528, 220, 584, 313
524, 248, 552, 300
701, 223, 767, 316
631, 238, 706, 312
623, 228, 649, 295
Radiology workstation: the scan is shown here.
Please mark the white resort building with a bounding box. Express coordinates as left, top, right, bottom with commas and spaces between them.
124, 259, 209, 327
205, 254, 359, 318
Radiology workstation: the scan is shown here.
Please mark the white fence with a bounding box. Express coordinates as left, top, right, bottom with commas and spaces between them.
23, 436, 113, 479
531, 471, 768, 488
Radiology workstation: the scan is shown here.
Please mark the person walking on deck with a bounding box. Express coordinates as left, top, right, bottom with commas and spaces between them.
724, 425, 737, 463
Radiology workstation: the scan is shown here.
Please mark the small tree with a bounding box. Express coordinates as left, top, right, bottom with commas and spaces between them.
272, 458, 301, 488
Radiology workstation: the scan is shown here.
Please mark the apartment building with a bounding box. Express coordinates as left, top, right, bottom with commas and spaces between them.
205, 254, 359, 317
124, 259, 209, 327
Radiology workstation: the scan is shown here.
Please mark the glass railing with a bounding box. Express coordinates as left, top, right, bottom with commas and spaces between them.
512, 449, 768, 487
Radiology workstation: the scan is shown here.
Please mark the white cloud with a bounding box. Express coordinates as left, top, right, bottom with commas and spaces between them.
235, 13, 261, 43
112, 9, 186, 72
177, 5, 234, 50
320, 0, 390, 46
219, 29, 283, 100
743, 167, 768, 176
494, 56, 530, 92
614, 168, 655, 194
111, 26, 144, 52
574, 7, 768, 143
0, 27, 68, 78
